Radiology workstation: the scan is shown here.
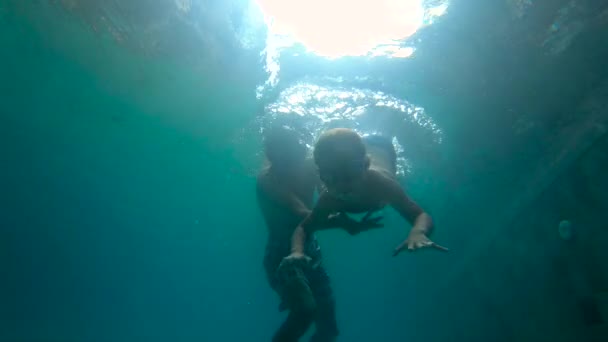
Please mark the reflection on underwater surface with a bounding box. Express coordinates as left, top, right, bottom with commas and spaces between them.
254, 81, 443, 176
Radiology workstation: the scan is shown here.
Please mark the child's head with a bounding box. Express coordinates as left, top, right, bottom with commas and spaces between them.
313, 128, 370, 194
263, 125, 307, 171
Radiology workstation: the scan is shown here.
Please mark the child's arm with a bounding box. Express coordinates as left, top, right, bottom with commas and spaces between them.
290, 192, 383, 256
375, 173, 447, 254
383, 177, 433, 235
290, 193, 336, 255
258, 173, 379, 243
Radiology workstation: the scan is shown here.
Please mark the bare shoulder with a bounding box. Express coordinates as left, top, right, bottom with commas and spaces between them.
365, 168, 403, 198
302, 157, 321, 186
256, 166, 272, 190
366, 168, 397, 187
304, 157, 319, 176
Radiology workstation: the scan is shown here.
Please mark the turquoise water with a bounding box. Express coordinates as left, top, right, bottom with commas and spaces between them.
2, 1, 608, 341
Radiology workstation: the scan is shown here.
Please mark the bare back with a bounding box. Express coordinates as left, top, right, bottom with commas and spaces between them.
366, 142, 397, 179
256, 159, 319, 240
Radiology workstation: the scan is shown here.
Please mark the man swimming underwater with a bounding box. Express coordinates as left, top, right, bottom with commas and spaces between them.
256, 126, 382, 342
283, 127, 447, 274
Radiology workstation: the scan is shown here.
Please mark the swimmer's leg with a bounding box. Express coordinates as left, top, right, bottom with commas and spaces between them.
278, 258, 318, 314
310, 296, 338, 342
272, 262, 318, 341
308, 266, 339, 342
272, 308, 315, 342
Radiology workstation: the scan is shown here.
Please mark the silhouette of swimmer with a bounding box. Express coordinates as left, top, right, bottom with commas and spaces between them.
256, 126, 381, 342
284, 128, 447, 267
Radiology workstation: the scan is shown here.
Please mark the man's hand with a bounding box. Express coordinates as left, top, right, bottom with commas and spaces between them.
393, 228, 448, 256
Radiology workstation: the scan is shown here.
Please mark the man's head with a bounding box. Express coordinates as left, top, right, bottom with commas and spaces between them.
263, 125, 308, 172
313, 128, 370, 193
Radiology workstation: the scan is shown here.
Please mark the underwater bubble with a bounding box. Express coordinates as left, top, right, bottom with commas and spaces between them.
558, 219, 573, 240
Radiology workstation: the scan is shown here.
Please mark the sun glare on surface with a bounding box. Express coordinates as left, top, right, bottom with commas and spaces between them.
256, 0, 448, 58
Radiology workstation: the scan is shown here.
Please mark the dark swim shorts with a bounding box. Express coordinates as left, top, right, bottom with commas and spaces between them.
263, 235, 334, 311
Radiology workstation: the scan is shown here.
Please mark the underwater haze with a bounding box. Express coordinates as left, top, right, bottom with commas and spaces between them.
2, 0, 608, 341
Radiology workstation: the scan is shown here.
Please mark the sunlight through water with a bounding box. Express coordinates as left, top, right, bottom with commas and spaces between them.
254, 0, 450, 97
256, 0, 449, 58
235, 1, 448, 176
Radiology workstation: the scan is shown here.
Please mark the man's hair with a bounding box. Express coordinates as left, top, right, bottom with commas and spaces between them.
263, 125, 306, 164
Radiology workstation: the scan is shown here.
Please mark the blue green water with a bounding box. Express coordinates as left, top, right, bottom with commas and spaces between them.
2, 1, 608, 341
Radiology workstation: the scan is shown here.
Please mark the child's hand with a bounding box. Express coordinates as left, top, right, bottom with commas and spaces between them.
280, 252, 312, 269
393, 229, 448, 256
277, 252, 312, 287
358, 211, 384, 231
343, 211, 384, 235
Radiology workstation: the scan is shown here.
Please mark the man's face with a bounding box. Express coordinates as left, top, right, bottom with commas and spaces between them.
268, 138, 307, 171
